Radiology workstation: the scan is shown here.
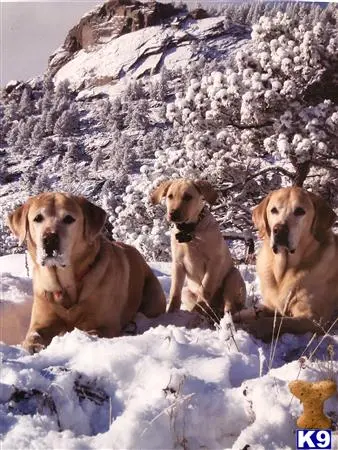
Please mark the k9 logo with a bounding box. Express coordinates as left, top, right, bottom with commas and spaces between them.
297, 429, 332, 449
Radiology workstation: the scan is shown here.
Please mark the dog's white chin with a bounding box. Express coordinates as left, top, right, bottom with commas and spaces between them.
40, 258, 68, 268
36, 247, 69, 268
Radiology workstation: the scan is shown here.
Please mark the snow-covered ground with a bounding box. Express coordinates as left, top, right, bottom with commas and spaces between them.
0, 254, 337, 449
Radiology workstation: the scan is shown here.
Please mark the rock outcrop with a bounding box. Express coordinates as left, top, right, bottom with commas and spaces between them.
48, 0, 201, 77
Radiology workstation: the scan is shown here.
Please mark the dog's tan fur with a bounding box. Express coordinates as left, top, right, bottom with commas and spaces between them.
235, 187, 338, 340
151, 179, 246, 316
8, 193, 166, 353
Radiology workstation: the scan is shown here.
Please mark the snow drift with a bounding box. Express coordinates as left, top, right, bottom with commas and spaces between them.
0, 254, 337, 449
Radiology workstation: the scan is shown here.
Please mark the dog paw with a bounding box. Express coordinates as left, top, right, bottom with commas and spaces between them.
22, 340, 46, 354
22, 332, 46, 354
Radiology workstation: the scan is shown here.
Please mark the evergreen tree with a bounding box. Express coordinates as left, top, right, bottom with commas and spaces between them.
43, 76, 55, 93
33, 173, 52, 194
45, 110, 56, 135
38, 137, 55, 157
31, 120, 45, 144
55, 79, 71, 101
18, 88, 34, 117
127, 99, 150, 130
4, 101, 19, 122
91, 149, 104, 172
17, 120, 31, 145
64, 142, 83, 164
6, 123, 19, 146
0, 120, 11, 146
41, 91, 54, 112
125, 80, 146, 101
54, 104, 80, 136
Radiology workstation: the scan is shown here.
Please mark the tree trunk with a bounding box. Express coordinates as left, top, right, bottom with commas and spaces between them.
292, 161, 311, 187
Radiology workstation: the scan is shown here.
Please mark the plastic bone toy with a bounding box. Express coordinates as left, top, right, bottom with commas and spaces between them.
289, 379, 337, 429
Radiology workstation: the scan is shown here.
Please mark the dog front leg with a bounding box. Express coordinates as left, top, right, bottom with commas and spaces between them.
196, 269, 220, 306
168, 263, 186, 312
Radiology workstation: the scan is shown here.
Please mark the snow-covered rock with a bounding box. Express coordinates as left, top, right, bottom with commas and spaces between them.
53, 18, 249, 96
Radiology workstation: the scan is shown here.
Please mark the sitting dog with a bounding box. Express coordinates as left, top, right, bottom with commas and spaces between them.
234, 187, 338, 339
151, 179, 246, 317
8, 192, 166, 353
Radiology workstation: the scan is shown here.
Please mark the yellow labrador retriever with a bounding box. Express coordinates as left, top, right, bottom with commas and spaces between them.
151, 179, 246, 317
8, 192, 166, 353
235, 187, 338, 339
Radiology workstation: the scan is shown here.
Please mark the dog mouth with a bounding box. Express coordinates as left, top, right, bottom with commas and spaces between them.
272, 241, 295, 255
168, 212, 183, 223
37, 247, 68, 268
271, 223, 295, 254
36, 232, 69, 267
272, 231, 296, 254
170, 218, 187, 225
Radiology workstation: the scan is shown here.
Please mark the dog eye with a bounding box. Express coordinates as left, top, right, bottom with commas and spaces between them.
271, 207, 278, 214
183, 194, 192, 202
168, 194, 173, 200
33, 214, 44, 223
294, 207, 305, 216
63, 215, 75, 224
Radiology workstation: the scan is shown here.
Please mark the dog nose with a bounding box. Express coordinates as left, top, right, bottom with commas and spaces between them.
43, 232, 60, 257
273, 223, 289, 235
273, 223, 289, 246
169, 210, 181, 222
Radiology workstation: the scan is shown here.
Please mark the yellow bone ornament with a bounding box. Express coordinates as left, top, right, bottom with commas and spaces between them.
289, 379, 337, 429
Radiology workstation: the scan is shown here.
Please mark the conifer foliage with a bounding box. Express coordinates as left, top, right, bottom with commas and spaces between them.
0, 2, 337, 258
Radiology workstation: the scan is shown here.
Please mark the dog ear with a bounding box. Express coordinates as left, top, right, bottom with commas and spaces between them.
150, 181, 172, 205
308, 192, 336, 241
252, 193, 271, 239
7, 202, 30, 245
76, 197, 107, 242
193, 180, 218, 205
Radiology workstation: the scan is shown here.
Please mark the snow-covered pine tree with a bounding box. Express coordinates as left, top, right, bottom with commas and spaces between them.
53, 104, 80, 136
111, 6, 338, 260
18, 88, 34, 118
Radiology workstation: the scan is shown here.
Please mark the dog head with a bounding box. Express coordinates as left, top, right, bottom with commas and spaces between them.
150, 179, 218, 224
8, 193, 106, 267
252, 187, 336, 254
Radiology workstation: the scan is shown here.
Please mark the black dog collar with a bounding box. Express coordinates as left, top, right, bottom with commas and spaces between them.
174, 207, 207, 243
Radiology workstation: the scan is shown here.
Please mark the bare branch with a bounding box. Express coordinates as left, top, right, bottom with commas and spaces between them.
218, 165, 295, 194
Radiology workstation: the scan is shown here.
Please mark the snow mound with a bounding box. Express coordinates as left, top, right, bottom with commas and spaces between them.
0, 254, 337, 449
0, 254, 33, 345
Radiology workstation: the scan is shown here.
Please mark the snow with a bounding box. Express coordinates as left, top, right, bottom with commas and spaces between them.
54, 26, 172, 89
0, 254, 29, 279
0, 254, 33, 345
188, 17, 225, 36
0, 253, 337, 449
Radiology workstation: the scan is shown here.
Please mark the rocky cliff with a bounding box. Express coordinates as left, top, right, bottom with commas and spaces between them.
49, 0, 250, 96
48, 0, 209, 77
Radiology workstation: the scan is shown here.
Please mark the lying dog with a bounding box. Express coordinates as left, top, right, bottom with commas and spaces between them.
8, 192, 166, 353
234, 187, 338, 339
151, 179, 246, 317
